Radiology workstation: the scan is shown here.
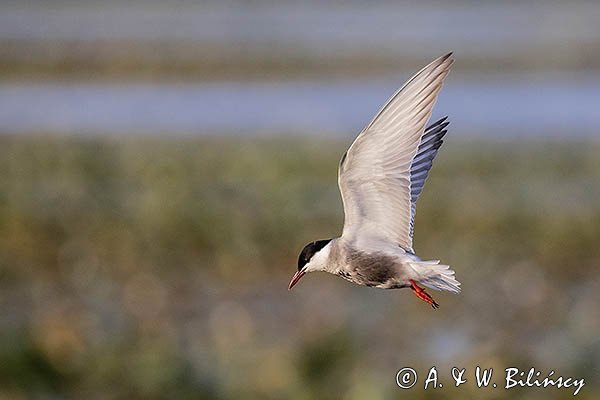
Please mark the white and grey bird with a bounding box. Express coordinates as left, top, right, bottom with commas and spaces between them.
288, 53, 460, 308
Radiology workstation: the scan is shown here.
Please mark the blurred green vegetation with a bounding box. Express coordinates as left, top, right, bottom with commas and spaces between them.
0, 135, 598, 399
6, 39, 595, 82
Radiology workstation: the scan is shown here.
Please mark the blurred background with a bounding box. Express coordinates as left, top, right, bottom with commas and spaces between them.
1, 1, 599, 399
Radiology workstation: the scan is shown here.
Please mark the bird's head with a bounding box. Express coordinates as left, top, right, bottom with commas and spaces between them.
288, 239, 332, 290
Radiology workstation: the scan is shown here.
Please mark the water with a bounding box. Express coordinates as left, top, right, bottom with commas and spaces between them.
1, 75, 599, 137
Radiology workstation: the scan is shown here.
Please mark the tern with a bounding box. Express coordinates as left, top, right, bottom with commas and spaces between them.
288, 53, 460, 308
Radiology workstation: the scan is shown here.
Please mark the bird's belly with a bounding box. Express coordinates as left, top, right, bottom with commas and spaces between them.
337, 251, 411, 289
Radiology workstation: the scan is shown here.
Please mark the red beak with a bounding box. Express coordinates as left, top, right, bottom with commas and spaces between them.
288, 270, 306, 290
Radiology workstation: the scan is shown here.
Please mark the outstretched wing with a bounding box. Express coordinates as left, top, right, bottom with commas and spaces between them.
338, 53, 453, 252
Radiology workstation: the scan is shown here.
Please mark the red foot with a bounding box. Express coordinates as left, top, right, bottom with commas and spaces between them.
410, 279, 440, 309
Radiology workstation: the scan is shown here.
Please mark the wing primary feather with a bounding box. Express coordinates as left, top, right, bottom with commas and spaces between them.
420, 131, 447, 148
407, 117, 451, 242
363, 54, 453, 133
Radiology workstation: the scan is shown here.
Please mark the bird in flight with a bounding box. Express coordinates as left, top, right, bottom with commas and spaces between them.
288, 53, 460, 308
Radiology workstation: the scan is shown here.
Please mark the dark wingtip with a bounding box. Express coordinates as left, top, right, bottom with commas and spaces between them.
435, 52, 452, 63
442, 52, 455, 68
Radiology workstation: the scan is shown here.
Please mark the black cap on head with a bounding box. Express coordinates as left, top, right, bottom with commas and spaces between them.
297, 239, 331, 271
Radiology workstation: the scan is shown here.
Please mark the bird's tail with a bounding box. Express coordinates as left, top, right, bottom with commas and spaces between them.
410, 260, 461, 293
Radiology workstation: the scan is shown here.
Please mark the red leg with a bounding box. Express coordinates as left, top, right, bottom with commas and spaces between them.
409, 279, 440, 309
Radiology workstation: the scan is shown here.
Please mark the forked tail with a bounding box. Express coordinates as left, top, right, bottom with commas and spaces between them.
410, 260, 461, 293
